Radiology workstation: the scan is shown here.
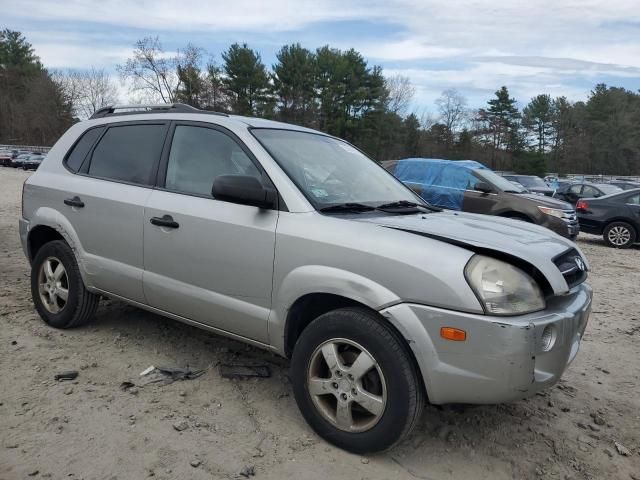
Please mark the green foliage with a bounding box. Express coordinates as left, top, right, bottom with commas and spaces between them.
0, 29, 74, 144
272, 43, 316, 125
222, 43, 270, 116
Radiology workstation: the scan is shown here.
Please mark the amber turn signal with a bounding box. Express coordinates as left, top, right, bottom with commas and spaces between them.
440, 327, 467, 341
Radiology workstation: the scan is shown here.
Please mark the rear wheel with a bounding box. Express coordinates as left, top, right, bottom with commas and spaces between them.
603, 222, 636, 248
31, 240, 99, 328
291, 307, 423, 453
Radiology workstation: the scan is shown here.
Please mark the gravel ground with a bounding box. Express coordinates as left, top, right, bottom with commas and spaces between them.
1, 167, 639, 480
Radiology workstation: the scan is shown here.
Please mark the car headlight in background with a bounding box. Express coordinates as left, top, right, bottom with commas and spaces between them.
537, 206, 573, 220
465, 255, 545, 315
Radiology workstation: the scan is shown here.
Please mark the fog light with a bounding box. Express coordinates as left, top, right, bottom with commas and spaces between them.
541, 324, 557, 352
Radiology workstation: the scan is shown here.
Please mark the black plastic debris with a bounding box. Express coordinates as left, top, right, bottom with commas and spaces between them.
120, 381, 136, 391
54, 371, 78, 381
239, 465, 255, 478
219, 364, 270, 379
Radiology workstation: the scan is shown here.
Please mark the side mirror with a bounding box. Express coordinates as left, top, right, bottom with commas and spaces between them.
474, 182, 494, 194
212, 175, 276, 209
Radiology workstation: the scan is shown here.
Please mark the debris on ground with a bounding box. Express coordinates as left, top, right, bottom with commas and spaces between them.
54, 371, 78, 381
137, 366, 205, 386
139, 365, 155, 376
614, 441, 631, 456
120, 381, 135, 391
173, 420, 189, 432
239, 465, 255, 478
189, 459, 201, 468
219, 364, 270, 379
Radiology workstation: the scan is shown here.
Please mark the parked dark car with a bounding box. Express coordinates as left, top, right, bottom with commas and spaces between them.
576, 189, 640, 248
608, 180, 640, 191
383, 158, 579, 239
502, 175, 555, 196
11, 153, 32, 168
554, 182, 622, 205
22, 155, 45, 170
0, 150, 13, 167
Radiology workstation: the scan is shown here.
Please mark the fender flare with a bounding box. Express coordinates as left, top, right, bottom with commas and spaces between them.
270, 265, 400, 353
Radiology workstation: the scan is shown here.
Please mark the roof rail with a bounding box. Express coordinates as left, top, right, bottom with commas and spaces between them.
89, 103, 228, 119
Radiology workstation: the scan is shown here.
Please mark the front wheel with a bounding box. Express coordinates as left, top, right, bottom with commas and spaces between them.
603, 222, 636, 248
291, 308, 424, 453
31, 240, 100, 328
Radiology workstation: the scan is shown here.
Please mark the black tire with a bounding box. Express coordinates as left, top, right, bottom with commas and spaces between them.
31, 240, 99, 328
603, 221, 636, 249
291, 307, 424, 453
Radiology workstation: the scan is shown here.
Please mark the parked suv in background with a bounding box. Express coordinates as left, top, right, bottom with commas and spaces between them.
501, 174, 555, 196
383, 158, 579, 239
20, 104, 592, 453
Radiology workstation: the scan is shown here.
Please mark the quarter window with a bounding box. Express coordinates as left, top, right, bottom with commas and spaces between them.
165, 125, 261, 197
627, 194, 640, 205
65, 127, 105, 172
88, 124, 166, 185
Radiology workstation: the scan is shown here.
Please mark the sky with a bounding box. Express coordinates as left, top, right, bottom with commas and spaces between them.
3, 0, 640, 112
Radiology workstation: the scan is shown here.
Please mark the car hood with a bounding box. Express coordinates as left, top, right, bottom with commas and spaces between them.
513, 193, 572, 209
354, 210, 588, 294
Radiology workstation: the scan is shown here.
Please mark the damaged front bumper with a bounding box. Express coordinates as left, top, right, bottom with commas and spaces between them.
381, 282, 592, 404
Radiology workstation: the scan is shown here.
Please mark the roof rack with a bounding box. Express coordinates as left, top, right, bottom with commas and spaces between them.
89, 103, 229, 119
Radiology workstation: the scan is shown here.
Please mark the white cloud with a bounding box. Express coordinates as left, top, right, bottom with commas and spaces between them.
5, 0, 640, 108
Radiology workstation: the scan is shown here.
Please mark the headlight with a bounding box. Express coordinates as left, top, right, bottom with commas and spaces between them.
538, 206, 570, 219
465, 255, 545, 315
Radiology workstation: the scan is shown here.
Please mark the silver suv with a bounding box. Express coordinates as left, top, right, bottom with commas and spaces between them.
20, 104, 592, 453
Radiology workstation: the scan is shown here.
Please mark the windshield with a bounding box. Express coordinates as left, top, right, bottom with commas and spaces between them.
515, 176, 548, 188
252, 129, 420, 208
476, 169, 527, 193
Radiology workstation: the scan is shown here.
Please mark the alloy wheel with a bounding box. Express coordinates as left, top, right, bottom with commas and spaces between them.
608, 225, 631, 246
307, 338, 387, 432
38, 256, 69, 314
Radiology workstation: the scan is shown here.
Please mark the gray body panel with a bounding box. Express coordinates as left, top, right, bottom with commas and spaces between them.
143, 189, 277, 342
20, 111, 593, 405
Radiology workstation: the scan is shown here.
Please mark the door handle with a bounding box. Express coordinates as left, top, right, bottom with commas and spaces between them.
150, 215, 179, 229
64, 196, 84, 208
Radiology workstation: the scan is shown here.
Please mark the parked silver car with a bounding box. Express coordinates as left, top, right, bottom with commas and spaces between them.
20, 104, 592, 453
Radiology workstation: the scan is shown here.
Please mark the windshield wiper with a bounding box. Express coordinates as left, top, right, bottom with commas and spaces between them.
319, 202, 376, 213
377, 200, 441, 212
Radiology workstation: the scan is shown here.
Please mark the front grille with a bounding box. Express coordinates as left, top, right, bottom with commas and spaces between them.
554, 248, 587, 288
563, 210, 577, 223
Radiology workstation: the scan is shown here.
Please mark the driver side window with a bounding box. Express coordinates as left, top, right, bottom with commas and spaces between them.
165, 125, 261, 197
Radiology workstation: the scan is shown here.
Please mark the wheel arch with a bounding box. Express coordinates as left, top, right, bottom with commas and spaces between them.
604, 217, 638, 234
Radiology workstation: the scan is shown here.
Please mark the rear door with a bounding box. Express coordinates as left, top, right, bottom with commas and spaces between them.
625, 193, 640, 231
60, 121, 168, 303
142, 122, 278, 343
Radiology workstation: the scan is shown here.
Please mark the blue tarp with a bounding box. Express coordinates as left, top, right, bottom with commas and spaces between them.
393, 158, 488, 210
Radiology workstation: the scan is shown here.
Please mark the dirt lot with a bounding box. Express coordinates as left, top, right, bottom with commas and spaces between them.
1, 167, 639, 480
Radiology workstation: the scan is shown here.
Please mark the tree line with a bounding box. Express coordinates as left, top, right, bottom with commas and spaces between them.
2, 29, 639, 175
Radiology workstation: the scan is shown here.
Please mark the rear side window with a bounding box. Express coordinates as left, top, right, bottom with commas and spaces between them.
627, 194, 640, 205
65, 127, 104, 172
88, 124, 166, 185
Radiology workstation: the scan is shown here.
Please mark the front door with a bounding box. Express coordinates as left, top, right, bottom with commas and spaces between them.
143, 122, 278, 343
